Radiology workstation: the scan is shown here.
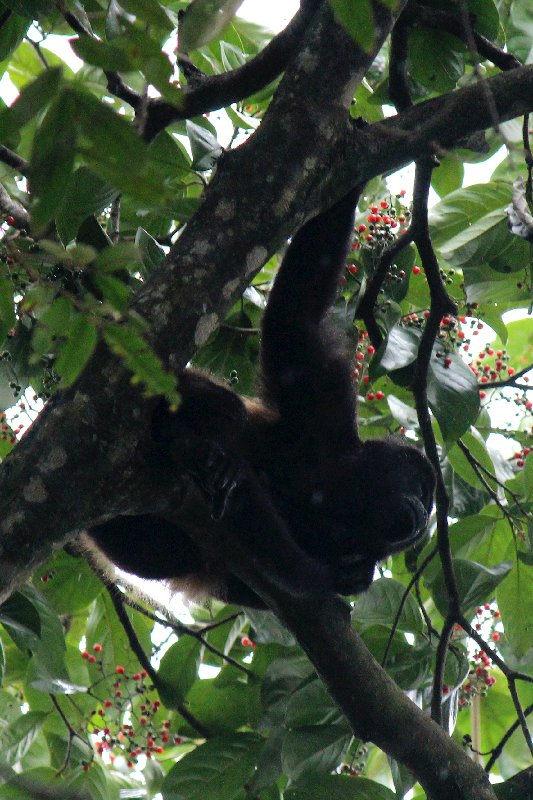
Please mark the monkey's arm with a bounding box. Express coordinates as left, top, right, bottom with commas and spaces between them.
183, 437, 337, 601
260, 188, 362, 441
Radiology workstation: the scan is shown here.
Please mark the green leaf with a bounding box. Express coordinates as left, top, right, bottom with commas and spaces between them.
0, 0, 53, 16
66, 87, 160, 200
497, 558, 533, 661
162, 734, 262, 800
135, 227, 165, 276
0, 278, 15, 341
447, 430, 496, 489
94, 241, 141, 273
286, 679, 347, 727
386, 395, 419, 429
0, 711, 46, 766
192, 312, 259, 396
429, 182, 513, 247
186, 120, 223, 171
93, 274, 131, 311
0, 591, 41, 641
431, 154, 465, 198
376, 325, 420, 373
55, 315, 98, 387
408, 29, 464, 93
440, 209, 529, 273
179, 0, 244, 52
30, 93, 76, 231
56, 167, 118, 244
0, 66, 62, 145
72, 36, 134, 71
286, 774, 395, 800
427, 350, 480, 441
157, 637, 201, 708
427, 558, 513, 617
351, 578, 424, 633
328, 0, 376, 52
33, 548, 103, 614
0, 13, 29, 61
28, 676, 87, 694
104, 323, 179, 404
282, 725, 351, 781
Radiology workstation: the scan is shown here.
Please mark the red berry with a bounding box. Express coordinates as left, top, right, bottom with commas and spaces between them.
5, 216, 15, 225
375, 391, 384, 400
367, 345, 375, 355
412, 266, 421, 275
115, 665, 125, 674
367, 392, 375, 401
358, 224, 367, 233
93, 643, 102, 652
81, 651, 89, 659
356, 352, 365, 361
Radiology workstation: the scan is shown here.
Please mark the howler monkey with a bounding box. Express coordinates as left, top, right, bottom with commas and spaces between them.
85, 190, 435, 608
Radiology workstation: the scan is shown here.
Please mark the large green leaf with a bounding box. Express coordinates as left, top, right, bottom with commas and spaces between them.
427, 558, 513, 617
429, 182, 512, 247
30, 93, 76, 230
56, 167, 118, 244
157, 637, 201, 709
0, 13, 29, 61
329, 0, 376, 52
351, 578, 424, 633
0, 66, 61, 145
447, 430, 496, 489
55, 315, 98, 388
427, 350, 480, 441
162, 733, 262, 800
282, 725, 351, 781
286, 774, 395, 800
409, 29, 464, 93
179, 0, 244, 52
497, 557, 533, 662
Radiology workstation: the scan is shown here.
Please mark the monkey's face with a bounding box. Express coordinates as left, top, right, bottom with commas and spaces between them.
334, 438, 434, 557
296, 438, 434, 594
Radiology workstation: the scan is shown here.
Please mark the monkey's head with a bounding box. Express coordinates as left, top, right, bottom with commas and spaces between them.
296, 438, 435, 595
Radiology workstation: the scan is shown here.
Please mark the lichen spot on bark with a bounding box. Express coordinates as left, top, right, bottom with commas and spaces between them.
245, 246, 267, 276
215, 198, 236, 222
194, 313, 219, 346
23, 476, 48, 504
223, 277, 241, 299
41, 447, 68, 472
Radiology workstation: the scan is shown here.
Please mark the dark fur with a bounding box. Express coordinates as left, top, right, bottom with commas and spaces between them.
86, 192, 435, 608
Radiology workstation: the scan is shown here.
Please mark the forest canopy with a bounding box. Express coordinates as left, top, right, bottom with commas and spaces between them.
0, 1, 532, 800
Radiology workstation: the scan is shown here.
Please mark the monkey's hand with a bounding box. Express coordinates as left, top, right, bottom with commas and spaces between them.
187, 440, 245, 521
331, 552, 376, 596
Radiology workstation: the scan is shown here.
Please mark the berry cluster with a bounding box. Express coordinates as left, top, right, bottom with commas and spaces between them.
79, 642, 184, 771
512, 447, 531, 469
0, 411, 22, 445
351, 333, 387, 402
341, 192, 411, 289
447, 605, 501, 708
